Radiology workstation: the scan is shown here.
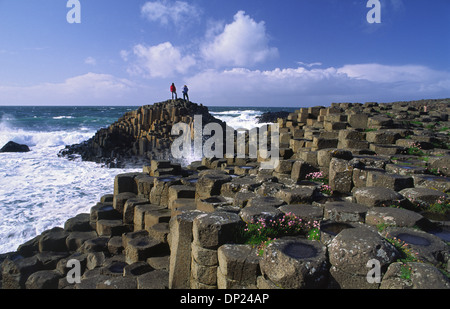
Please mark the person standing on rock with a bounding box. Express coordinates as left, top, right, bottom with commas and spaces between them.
170, 83, 177, 100
182, 85, 189, 102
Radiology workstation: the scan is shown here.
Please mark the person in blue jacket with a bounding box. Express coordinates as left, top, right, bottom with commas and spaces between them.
182, 85, 189, 102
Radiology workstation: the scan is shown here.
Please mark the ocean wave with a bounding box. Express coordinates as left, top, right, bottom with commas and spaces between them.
210, 109, 259, 116
52, 116, 74, 119
0, 119, 94, 149
0, 146, 140, 253
210, 109, 265, 130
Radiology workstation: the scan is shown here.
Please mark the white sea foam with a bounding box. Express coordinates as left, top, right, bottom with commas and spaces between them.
52, 116, 74, 119
211, 109, 269, 130
0, 123, 139, 253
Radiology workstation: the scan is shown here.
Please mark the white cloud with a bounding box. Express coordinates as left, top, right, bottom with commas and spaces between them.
141, 0, 201, 26
298, 61, 323, 68
119, 50, 129, 61
201, 11, 278, 67
337, 63, 448, 84
186, 64, 450, 106
84, 57, 97, 66
0, 73, 138, 105
126, 42, 196, 78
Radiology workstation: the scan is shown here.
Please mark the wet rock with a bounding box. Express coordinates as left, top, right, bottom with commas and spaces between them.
0, 141, 30, 153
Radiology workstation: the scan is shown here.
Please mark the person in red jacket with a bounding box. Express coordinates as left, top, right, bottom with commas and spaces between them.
170, 83, 177, 100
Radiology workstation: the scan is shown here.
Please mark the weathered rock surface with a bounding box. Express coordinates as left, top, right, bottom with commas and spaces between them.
3, 98, 450, 290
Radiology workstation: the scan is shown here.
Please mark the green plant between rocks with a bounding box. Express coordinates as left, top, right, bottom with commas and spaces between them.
385, 235, 422, 281
405, 193, 450, 215
407, 142, 425, 157
240, 213, 321, 256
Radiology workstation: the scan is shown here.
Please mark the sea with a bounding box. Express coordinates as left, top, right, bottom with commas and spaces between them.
0, 105, 297, 254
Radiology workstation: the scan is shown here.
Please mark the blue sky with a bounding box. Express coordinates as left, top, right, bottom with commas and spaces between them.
0, 0, 449, 107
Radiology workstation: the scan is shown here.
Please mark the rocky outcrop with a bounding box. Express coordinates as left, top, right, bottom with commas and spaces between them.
0, 141, 30, 153
58, 99, 227, 167
257, 111, 290, 124
2, 98, 450, 290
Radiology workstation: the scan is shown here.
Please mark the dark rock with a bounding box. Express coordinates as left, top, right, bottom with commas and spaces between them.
256, 111, 290, 123
0, 141, 30, 153
1, 255, 44, 289
25, 270, 62, 289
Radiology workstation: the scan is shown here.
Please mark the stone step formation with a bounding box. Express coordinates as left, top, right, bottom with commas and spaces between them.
58, 99, 227, 167
1, 98, 450, 289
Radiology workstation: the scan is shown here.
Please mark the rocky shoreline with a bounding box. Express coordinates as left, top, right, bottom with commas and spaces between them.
57, 99, 227, 168
1, 98, 450, 289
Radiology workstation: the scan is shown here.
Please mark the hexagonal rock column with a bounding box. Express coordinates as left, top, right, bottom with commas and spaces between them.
39, 227, 70, 252
328, 158, 353, 194
123, 197, 150, 225
399, 187, 447, 208
168, 185, 196, 209
239, 195, 286, 224
239, 205, 283, 224
365, 207, 429, 228
196, 196, 234, 213
217, 244, 261, 289
168, 210, 205, 289
133, 204, 166, 231
275, 187, 315, 204
323, 201, 369, 223
412, 174, 450, 193
353, 187, 406, 208
25, 270, 62, 289
220, 176, 261, 198
381, 227, 449, 267
96, 219, 128, 237
114, 172, 141, 195
366, 171, 414, 192
279, 204, 324, 223
328, 227, 400, 289
259, 238, 329, 289
150, 176, 182, 206
191, 212, 244, 289
135, 174, 155, 199
1, 255, 44, 289
113, 192, 137, 215
380, 261, 450, 289
195, 173, 232, 200
125, 236, 169, 265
